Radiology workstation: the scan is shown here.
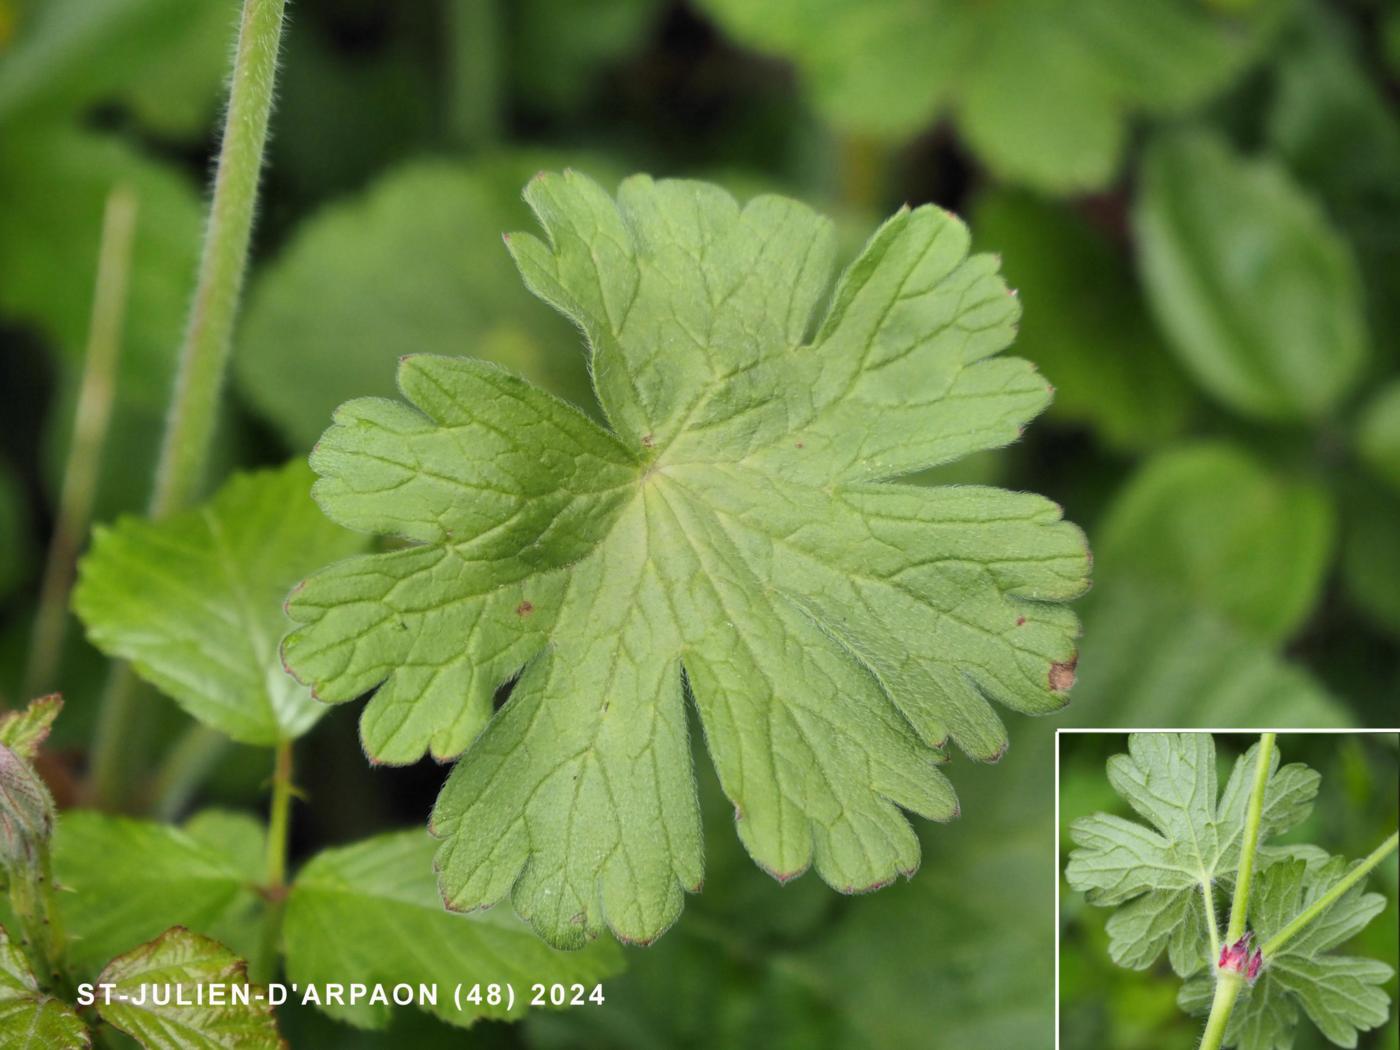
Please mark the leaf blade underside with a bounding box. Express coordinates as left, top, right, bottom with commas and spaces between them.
284, 172, 1090, 948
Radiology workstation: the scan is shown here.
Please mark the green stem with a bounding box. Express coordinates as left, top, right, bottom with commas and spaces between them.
23, 186, 138, 699
1261, 831, 1399, 958
1200, 971, 1243, 1050
1226, 733, 1275, 943
253, 739, 294, 981
149, 0, 287, 518
88, 0, 287, 809
1200, 732, 1276, 1050
444, 0, 500, 148
1200, 876, 1221, 964
9, 853, 71, 998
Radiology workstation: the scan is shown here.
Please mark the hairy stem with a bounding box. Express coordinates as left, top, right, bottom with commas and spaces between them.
1200, 732, 1275, 1050
1226, 732, 1274, 942
1262, 831, 1399, 957
23, 187, 138, 699
1200, 876, 1221, 963
150, 0, 286, 517
9, 853, 71, 997
88, 0, 287, 809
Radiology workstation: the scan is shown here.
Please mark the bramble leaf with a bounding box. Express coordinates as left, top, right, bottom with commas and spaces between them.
74, 462, 369, 745
0, 926, 88, 1049
1178, 856, 1395, 1050
283, 831, 624, 1028
95, 928, 283, 1050
53, 811, 265, 974
1066, 734, 1319, 976
283, 172, 1090, 947
1135, 130, 1369, 421
694, 0, 1278, 190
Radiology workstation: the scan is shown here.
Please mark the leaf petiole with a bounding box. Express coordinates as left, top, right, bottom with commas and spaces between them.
1261, 830, 1400, 958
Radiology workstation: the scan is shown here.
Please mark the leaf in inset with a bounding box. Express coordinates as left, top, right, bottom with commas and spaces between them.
1178, 856, 1395, 1050
53, 811, 265, 974
95, 928, 283, 1050
283, 171, 1090, 947
74, 462, 368, 745
1134, 130, 1369, 420
1066, 734, 1319, 976
283, 831, 623, 1028
0, 926, 89, 1049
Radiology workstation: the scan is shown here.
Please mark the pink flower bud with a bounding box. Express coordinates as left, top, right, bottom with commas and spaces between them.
1218, 933, 1257, 977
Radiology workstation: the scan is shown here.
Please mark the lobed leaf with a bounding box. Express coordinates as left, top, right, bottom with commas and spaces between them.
284, 172, 1089, 948
1178, 856, 1395, 1050
74, 462, 368, 745
1066, 733, 1319, 975
283, 831, 623, 1028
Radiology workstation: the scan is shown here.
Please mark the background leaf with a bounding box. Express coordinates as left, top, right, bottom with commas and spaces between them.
74, 462, 369, 745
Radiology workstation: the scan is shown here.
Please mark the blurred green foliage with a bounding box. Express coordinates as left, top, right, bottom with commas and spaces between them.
0, 0, 1397, 1046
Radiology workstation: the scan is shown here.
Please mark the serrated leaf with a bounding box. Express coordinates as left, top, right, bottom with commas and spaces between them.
283, 831, 623, 1029
0, 127, 201, 410
695, 0, 1278, 190
74, 462, 369, 745
0, 925, 89, 1049
53, 811, 265, 974
1134, 129, 1369, 420
95, 928, 283, 1050
0, 696, 61, 763
235, 158, 603, 451
1066, 734, 1319, 976
972, 189, 1193, 449
283, 171, 1090, 947
1095, 445, 1334, 643
1179, 856, 1395, 1050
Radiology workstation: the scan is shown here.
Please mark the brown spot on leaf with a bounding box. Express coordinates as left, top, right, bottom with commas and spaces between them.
1049, 656, 1078, 693
640, 433, 655, 448
516, 600, 534, 617
795, 441, 805, 449
1015, 616, 1026, 626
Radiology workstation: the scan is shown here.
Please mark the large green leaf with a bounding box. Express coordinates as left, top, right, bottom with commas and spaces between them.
0, 926, 88, 1049
283, 171, 1090, 948
1178, 856, 1394, 1050
53, 811, 264, 975
1066, 734, 1319, 976
695, 0, 1278, 190
0, 0, 237, 134
235, 158, 601, 451
1094, 445, 1334, 643
95, 928, 282, 1050
0, 127, 201, 410
972, 189, 1193, 449
74, 462, 368, 745
283, 831, 624, 1029
1134, 130, 1369, 421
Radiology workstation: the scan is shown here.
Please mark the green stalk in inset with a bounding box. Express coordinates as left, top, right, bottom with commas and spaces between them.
1200, 732, 1275, 1050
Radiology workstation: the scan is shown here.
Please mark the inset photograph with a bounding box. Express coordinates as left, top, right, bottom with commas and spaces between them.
1058, 731, 1399, 1050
